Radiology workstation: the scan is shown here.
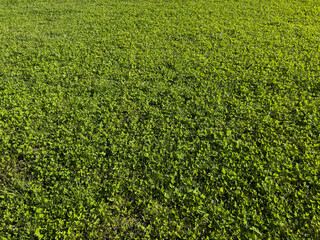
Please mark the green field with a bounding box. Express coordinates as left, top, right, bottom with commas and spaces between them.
1, 0, 320, 238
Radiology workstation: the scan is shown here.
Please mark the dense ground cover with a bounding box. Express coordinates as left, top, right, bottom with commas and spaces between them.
0, 0, 319, 238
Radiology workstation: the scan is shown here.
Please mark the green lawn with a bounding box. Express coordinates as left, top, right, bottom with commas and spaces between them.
1, 0, 320, 238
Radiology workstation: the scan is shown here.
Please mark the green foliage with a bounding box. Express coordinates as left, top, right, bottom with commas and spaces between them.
0, 0, 320, 239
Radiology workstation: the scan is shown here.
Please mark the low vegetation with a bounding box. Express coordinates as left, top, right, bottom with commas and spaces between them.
0, 0, 319, 238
